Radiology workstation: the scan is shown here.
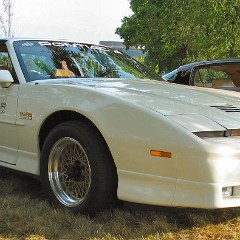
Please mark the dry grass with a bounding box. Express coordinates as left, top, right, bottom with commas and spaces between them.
1, 168, 240, 240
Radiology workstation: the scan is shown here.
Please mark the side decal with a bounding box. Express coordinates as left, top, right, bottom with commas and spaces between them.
19, 112, 33, 120
0, 102, 6, 114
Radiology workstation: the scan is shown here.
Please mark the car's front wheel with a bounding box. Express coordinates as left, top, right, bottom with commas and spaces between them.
40, 120, 118, 213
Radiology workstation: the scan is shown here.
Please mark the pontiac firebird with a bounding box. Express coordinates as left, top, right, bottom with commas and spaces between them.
1, 38, 240, 213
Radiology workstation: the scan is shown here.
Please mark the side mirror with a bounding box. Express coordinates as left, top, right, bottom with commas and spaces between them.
0, 70, 14, 88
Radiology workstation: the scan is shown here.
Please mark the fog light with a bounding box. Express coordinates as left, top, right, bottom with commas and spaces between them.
222, 187, 233, 197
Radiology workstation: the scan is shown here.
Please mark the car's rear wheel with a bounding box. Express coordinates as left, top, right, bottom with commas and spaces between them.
40, 120, 118, 213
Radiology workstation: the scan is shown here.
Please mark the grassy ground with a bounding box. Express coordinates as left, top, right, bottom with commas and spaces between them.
1, 169, 240, 240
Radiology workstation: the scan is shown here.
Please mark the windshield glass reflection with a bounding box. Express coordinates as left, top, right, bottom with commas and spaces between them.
14, 40, 162, 82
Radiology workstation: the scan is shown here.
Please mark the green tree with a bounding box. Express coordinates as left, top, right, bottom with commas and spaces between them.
195, 0, 240, 58
116, 0, 240, 72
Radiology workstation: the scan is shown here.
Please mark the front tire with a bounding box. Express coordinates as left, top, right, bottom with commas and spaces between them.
40, 121, 118, 213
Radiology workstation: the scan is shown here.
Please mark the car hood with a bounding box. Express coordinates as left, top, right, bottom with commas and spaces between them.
40, 78, 240, 130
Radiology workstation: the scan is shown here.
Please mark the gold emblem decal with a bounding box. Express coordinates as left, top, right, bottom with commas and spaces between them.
19, 112, 33, 120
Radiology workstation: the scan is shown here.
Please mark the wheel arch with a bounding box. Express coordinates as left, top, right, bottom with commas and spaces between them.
39, 110, 119, 211
39, 110, 109, 154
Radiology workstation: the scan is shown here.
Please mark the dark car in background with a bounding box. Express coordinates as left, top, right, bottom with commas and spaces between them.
163, 59, 240, 92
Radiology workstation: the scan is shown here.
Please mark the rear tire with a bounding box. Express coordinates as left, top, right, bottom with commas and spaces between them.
40, 120, 118, 213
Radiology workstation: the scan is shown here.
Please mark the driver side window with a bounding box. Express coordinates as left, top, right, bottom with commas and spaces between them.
0, 45, 13, 72
0, 44, 17, 83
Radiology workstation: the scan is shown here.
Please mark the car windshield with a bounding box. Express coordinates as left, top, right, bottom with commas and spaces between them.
13, 40, 162, 82
162, 69, 177, 82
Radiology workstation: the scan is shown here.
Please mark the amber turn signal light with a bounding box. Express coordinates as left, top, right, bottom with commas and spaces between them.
150, 150, 172, 158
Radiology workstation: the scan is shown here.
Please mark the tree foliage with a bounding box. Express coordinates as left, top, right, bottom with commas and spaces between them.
0, 0, 15, 37
116, 0, 240, 72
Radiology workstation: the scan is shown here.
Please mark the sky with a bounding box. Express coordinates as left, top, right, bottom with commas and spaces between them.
11, 0, 133, 44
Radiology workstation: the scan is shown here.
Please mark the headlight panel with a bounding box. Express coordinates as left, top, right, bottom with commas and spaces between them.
194, 129, 240, 138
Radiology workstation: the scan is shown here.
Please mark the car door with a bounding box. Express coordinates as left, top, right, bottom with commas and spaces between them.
0, 44, 18, 164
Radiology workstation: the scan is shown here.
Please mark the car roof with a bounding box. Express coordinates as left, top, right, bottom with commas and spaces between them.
178, 58, 240, 71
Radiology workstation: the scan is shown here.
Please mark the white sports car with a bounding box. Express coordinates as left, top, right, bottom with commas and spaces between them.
1, 38, 240, 213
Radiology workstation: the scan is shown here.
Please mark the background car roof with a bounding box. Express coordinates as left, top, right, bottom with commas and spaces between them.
178, 58, 240, 71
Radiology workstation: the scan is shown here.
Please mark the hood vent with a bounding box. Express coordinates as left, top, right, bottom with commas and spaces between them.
211, 105, 240, 112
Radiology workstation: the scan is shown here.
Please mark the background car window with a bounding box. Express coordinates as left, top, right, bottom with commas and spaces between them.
194, 68, 231, 88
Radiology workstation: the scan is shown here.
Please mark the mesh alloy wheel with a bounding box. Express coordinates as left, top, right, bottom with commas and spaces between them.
48, 137, 91, 207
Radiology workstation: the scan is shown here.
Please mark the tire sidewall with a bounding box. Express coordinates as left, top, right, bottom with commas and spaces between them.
40, 121, 102, 213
